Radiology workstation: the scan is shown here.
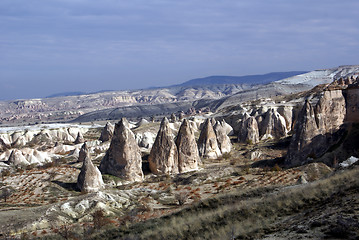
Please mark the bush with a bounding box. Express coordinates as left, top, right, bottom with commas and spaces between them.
175, 192, 189, 206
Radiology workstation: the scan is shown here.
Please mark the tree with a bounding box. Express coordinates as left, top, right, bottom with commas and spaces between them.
0, 188, 12, 202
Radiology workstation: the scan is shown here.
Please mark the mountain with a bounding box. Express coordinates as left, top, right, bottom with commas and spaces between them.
178, 71, 308, 87
46, 92, 86, 98
277, 65, 359, 86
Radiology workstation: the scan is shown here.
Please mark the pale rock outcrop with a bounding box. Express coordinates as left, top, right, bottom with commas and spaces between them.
136, 118, 149, 128
99, 122, 114, 142
259, 108, 288, 140
6, 148, 53, 166
216, 119, 234, 135
77, 148, 104, 193
214, 121, 232, 154
260, 108, 288, 140
238, 115, 260, 144
148, 117, 179, 174
0, 138, 9, 152
7, 149, 28, 166
175, 119, 200, 173
99, 118, 144, 182
74, 131, 85, 144
135, 132, 155, 149
198, 118, 222, 159
78, 142, 88, 162
277, 106, 294, 131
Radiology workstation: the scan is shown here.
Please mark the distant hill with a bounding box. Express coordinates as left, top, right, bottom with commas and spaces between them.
46, 92, 86, 98
177, 71, 308, 87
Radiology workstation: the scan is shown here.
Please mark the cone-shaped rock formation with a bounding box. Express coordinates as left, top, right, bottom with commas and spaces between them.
148, 117, 179, 174
74, 131, 85, 144
176, 119, 200, 173
214, 121, 232, 154
99, 118, 144, 182
77, 147, 104, 193
78, 142, 88, 162
198, 118, 222, 159
99, 122, 114, 142
238, 114, 260, 144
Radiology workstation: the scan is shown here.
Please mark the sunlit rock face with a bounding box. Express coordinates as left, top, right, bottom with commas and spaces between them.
148, 117, 179, 175
198, 118, 221, 159
176, 119, 200, 173
214, 120, 232, 154
77, 147, 104, 193
286, 83, 348, 167
99, 118, 144, 182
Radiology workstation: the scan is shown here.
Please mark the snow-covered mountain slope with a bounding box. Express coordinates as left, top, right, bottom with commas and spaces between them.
276, 65, 359, 86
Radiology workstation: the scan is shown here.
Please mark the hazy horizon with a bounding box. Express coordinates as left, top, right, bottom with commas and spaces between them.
1, 1, 359, 100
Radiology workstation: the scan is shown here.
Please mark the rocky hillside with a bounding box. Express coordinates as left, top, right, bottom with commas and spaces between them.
71, 65, 359, 123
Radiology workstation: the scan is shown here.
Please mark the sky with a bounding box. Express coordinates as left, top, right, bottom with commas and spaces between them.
1, 0, 359, 100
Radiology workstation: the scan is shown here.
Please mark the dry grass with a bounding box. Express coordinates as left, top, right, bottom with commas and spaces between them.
88, 167, 359, 240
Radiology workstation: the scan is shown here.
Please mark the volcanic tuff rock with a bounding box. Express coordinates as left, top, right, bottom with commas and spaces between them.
78, 142, 88, 162
176, 119, 200, 173
198, 118, 222, 159
148, 117, 179, 174
7, 149, 28, 166
238, 114, 260, 144
74, 131, 85, 144
285, 78, 355, 167
135, 132, 155, 149
214, 120, 232, 154
6, 148, 52, 166
99, 122, 114, 142
99, 118, 144, 182
77, 146, 104, 193
259, 108, 288, 140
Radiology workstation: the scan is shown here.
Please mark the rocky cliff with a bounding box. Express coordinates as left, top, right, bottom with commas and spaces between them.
285, 77, 359, 167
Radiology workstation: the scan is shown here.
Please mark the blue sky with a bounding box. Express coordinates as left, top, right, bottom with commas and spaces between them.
1, 0, 358, 100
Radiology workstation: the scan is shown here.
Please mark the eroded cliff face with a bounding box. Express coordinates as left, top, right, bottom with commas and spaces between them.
285, 77, 359, 167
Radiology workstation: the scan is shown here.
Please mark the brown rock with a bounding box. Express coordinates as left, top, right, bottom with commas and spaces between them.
176, 119, 200, 173
99, 122, 114, 142
198, 118, 221, 159
78, 142, 88, 162
148, 117, 179, 174
77, 148, 104, 193
99, 118, 144, 182
74, 131, 85, 144
285, 88, 346, 167
238, 115, 260, 144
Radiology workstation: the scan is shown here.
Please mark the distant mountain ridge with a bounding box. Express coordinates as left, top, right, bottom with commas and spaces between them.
177, 71, 308, 87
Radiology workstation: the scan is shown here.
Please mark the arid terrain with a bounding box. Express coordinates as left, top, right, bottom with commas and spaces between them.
1, 65, 359, 239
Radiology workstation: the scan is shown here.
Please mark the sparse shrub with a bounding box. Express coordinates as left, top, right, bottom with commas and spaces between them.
246, 139, 253, 145
92, 209, 109, 230
222, 152, 232, 160
175, 192, 189, 206
271, 164, 282, 172
1, 169, 11, 178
